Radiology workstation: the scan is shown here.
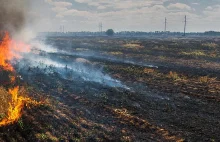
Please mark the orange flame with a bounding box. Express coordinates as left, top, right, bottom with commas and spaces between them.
0, 87, 24, 125
0, 32, 41, 126
0, 32, 14, 71
0, 86, 41, 126
0, 32, 30, 71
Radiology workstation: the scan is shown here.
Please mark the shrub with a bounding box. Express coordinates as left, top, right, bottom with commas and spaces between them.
106, 29, 114, 36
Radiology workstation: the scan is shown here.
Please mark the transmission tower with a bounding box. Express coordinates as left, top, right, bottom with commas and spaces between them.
184, 15, 187, 36
99, 22, 102, 33
164, 17, 167, 32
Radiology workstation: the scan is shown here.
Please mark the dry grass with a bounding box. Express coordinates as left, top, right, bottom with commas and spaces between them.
202, 42, 218, 48
198, 76, 217, 83
109, 51, 123, 55
167, 71, 180, 80
209, 51, 218, 57
112, 108, 184, 142
181, 51, 206, 56
143, 68, 155, 74
0, 87, 10, 118
123, 43, 144, 49
75, 48, 89, 51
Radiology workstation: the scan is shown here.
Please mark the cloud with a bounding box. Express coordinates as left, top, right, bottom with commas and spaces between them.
53, 2, 72, 7
44, 0, 170, 21
45, 0, 72, 7
44, 0, 89, 18
203, 5, 220, 19
205, 6, 213, 11
97, 5, 106, 10
38, 0, 220, 32
52, 7, 68, 13
167, 3, 192, 11
74, 0, 168, 10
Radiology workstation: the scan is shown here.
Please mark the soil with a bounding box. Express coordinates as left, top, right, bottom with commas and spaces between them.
0, 36, 220, 142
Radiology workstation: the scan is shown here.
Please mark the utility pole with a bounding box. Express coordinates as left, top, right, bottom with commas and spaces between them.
60, 26, 62, 33
164, 17, 167, 32
98, 22, 103, 35
184, 15, 186, 36
100, 22, 102, 33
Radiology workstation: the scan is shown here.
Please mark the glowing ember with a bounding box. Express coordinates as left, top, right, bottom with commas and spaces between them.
0, 32, 41, 126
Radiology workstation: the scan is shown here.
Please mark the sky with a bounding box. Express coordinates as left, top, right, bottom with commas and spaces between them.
28, 0, 220, 32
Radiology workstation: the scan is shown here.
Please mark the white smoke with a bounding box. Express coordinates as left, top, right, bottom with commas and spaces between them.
19, 49, 129, 89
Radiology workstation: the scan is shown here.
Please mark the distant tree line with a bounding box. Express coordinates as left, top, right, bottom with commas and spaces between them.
38, 30, 220, 37
204, 31, 220, 36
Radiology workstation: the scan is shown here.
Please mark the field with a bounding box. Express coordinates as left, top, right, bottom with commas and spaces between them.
0, 36, 220, 141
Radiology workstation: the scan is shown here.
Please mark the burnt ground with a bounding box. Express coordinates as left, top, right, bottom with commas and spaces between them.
0, 36, 220, 141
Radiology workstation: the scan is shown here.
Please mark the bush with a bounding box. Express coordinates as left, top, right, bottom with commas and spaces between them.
106, 29, 114, 36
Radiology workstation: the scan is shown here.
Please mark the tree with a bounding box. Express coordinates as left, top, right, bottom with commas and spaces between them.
106, 29, 114, 36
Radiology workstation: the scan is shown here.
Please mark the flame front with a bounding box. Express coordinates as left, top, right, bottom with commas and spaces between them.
0, 32, 14, 71
0, 32, 30, 71
0, 32, 40, 126
0, 87, 25, 125
0, 86, 41, 126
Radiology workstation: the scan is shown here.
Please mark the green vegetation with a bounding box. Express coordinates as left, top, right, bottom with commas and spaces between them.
106, 29, 114, 36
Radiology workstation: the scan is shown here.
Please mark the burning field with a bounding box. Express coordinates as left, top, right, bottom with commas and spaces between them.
0, 32, 41, 127
0, 33, 219, 141
0, 0, 219, 141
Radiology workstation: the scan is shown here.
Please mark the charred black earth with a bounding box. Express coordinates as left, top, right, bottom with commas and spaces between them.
0, 36, 220, 142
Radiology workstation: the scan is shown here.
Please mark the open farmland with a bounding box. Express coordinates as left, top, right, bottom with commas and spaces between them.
0, 36, 220, 141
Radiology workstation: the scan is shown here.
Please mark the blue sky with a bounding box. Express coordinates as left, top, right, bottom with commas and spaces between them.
29, 0, 220, 32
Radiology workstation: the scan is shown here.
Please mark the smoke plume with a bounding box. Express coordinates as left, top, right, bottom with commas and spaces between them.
0, 0, 28, 35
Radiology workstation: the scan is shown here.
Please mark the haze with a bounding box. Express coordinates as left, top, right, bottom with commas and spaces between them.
28, 0, 220, 33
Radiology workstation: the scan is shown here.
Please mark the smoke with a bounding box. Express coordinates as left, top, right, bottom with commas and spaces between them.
0, 0, 130, 89
0, 0, 29, 35
17, 50, 130, 89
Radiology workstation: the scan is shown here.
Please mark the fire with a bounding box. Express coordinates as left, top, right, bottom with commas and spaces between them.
0, 32, 14, 71
0, 32, 41, 126
0, 32, 30, 71
0, 86, 41, 126
0, 87, 26, 125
